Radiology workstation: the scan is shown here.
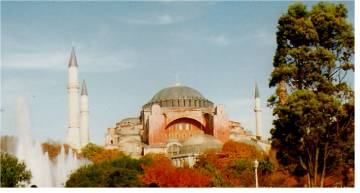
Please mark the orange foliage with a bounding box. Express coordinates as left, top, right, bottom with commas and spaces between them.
41, 142, 72, 161
141, 155, 211, 187
42, 142, 122, 164
259, 170, 298, 187
41, 142, 61, 160
194, 141, 304, 187
222, 140, 263, 160
225, 169, 254, 187
90, 149, 123, 164
196, 141, 264, 171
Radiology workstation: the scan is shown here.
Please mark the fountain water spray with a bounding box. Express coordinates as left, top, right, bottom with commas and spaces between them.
14, 97, 88, 187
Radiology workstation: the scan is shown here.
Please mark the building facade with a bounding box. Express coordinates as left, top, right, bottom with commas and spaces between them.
105, 83, 262, 162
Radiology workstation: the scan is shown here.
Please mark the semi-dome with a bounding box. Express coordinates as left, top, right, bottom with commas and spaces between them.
180, 134, 222, 155
143, 84, 214, 108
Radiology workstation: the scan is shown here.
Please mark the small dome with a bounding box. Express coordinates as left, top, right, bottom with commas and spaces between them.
117, 117, 141, 126
119, 117, 140, 124
143, 84, 213, 108
180, 134, 222, 155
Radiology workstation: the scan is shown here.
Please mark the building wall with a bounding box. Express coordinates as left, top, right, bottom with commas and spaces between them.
105, 101, 252, 159
148, 104, 167, 144
213, 105, 230, 142
166, 119, 205, 142
146, 104, 214, 145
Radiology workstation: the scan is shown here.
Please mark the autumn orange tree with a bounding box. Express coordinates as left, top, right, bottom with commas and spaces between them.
80, 143, 123, 164
41, 142, 71, 161
194, 140, 284, 187
141, 154, 211, 187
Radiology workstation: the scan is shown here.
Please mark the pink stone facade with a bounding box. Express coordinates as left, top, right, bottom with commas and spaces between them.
105, 85, 253, 157
141, 103, 231, 145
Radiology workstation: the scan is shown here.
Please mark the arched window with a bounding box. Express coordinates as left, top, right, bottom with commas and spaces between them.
181, 123, 186, 130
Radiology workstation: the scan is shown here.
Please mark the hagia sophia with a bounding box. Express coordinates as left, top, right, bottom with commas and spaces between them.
104, 83, 270, 166
65, 48, 270, 166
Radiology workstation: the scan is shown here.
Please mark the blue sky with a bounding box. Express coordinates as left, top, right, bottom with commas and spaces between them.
1, 1, 354, 145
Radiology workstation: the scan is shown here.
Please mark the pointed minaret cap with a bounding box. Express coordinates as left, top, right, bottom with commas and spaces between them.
68, 47, 78, 67
81, 80, 88, 96
255, 82, 260, 98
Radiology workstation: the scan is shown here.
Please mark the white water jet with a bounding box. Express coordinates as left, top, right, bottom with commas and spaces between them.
14, 97, 88, 187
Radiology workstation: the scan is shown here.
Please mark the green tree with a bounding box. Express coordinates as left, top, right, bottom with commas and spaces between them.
269, 2, 354, 187
80, 143, 104, 160
0, 152, 32, 187
270, 2, 354, 96
66, 154, 150, 187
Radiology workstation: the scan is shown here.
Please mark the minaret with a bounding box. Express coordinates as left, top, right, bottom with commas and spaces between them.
80, 80, 89, 148
254, 82, 262, 140
66, 47, 80, 149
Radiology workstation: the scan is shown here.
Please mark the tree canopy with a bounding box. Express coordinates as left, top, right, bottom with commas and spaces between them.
140, 154, 212, 187
80, 143, 124, 164
0, 152, 32, 187
65, 154, 150, 187
269, 2, 354, 187
193, 141, 285, 187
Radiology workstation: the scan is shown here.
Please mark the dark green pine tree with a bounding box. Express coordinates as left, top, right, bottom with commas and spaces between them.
268, 2, 354, 187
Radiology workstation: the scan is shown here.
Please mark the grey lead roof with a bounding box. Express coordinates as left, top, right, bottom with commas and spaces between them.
143, 84, 214, 109
68, 47, 78, 67
81, 80, 88, 95
150, 85, 205, 102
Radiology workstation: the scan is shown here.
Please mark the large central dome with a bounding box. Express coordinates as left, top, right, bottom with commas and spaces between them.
143, 84, 213, 108
151, 85, 204, 101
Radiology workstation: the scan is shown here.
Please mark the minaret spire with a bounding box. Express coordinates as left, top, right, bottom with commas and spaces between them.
80, 79, 89, 148
255, 82, 260, 98
254, 82, 262, 140
68, 47, 78, 67
81, 80, 88, 96
66, 47, 80, 150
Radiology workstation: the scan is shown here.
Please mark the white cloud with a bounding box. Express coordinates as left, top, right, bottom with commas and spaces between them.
157, 14, 175, 24
121, 14, 182, 25
209, 35, 231, 46
172, 32, 232, 47
80, 53, 134, 72
2, 51, 67, 70
248, 29, 276, 46
2, 49, 135, 72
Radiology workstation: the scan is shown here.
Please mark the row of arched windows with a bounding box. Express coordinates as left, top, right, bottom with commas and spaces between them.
175, 123, 191, 130
153, 99, 212, 108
